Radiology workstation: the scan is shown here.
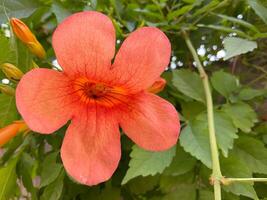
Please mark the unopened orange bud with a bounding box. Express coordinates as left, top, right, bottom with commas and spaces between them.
0, 84, 15, 96
147, 77, 167, 94
27, 42, 46, 59
0, 63, 24, 81
10, 18, 46, 59
0, 120, 29, 147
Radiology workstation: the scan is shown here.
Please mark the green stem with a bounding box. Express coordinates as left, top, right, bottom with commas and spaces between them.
225, 178, 267, 184
183, 31, 222, 200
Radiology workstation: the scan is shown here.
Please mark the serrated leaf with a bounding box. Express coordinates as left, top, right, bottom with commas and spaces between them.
179, 123, 211, 168
0, 157, 19, 200
0, 94, 18, 128
180, 111, 237, 167
122, 145, 176, 184
163, 144, 197, 176
222, 102, 258, 133
0, 0, 40, 23
248, 0, 267, 24
172, 69, 206, 103
211, 70, 240, 98
233, 136, 267, 174
221, 155, 258, 199
223, 37, 257, 60
213, 111, 238, 156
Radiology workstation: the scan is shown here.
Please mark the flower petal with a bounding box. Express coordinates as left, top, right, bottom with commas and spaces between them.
119, 92, 180, 151
52, 11, 116, 79
16, 69, 77, 133
61, 105, 121, 186
111, 27, 171, 92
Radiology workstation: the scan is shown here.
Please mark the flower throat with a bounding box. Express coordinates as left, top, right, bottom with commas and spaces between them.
73, 77, 128, 107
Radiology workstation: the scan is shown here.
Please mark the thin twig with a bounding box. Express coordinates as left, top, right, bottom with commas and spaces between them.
223, 177, 267, 184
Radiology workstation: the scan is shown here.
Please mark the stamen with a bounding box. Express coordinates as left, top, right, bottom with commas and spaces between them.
73, 77, 129, 107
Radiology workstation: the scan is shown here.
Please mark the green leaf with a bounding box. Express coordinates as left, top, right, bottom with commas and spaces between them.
179, 123, 211, 168
0, 157, 19, 200
197, 24, 250, 39
40, 152, 62, 187
238, 87, 266, 100
167, 5, 193, 20
232, 136, 267, 174
17, 153, 37, 200
163, 144, 197, 176
162, 184, 196, 200
222, 191, 240, 200
199, 190, 214, 200
213, 111, 238, 156
214, 13, 259, 33
223, 37, 257, 60
211, 70, 240, 98
172, 69, 206, 103
52, 0, 71, 23
180, 111, 237, 167
192, 0, 219, 17
0, 94, 18, 128
221, 155, 258, 199
16, 40, 33, 73
0, 0, 40, 23
160, 171, 195, 193
181, 101, 206, 120
248, 0, 267, 24
0, 34, 15, 65
40, 170, 64, 200
122, 145, 176, 184
222, 102, 258, 133
99, 184, 121, 200
127, 175, 159, 194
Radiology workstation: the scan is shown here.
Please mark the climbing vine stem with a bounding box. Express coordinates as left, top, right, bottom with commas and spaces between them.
182, 30, 223, 200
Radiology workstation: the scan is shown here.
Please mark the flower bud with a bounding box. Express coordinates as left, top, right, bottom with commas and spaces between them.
0, 84, 15, 96
10, 18, 46, 59
27, 42, 46, 59
0, 120, 29, 147
0, 63, 24, 81
147, 77, 167, 94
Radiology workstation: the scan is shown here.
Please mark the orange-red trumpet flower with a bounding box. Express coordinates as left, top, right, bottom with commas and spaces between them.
16, 11, 180, 186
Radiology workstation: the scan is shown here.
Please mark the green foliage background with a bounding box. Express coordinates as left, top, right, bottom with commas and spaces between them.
0, 0, 267, 199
